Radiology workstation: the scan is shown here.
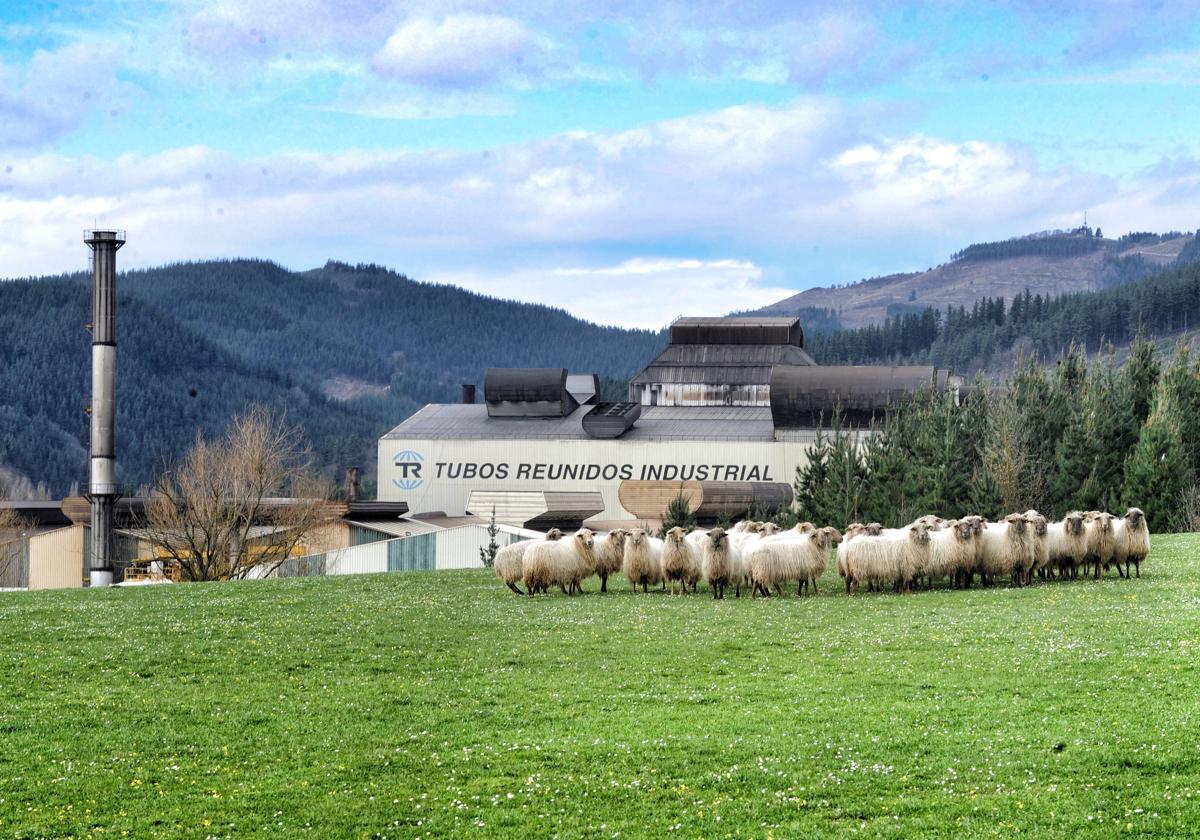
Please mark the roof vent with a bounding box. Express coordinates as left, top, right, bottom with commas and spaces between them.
484, 368, 575, 417
582, 401, 641, 438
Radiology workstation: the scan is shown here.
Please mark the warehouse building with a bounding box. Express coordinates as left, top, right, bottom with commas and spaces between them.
379, 316, 959, 526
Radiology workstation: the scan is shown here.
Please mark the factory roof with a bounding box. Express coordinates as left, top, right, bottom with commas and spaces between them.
630, 343, 816, 385
382, 403, 780, 442
669, 316, 804, 347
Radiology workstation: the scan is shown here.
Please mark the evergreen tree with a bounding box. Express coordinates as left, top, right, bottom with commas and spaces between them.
1083, 358, 1139, 510
1123, 384, 1191, 533
659, 491, 697, 537
1121, 326, 1160, 428
478, 507, 500, 568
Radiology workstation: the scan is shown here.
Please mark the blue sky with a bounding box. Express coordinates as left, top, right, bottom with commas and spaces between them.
2, 1, 1200, 327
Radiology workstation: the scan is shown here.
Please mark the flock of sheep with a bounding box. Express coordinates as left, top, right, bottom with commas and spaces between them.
494, 508, 1152, 599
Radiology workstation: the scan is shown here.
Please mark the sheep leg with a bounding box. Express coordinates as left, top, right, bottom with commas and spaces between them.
797, 579, 803, 596
1134, 560, 1141, 577
813, 577, 819, 595
506, 581, 524, 595
600, 573, 608, 593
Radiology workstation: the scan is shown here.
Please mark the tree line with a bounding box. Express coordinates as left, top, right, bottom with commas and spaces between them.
791, 333, 1199, 534
806, 254, 1200, 372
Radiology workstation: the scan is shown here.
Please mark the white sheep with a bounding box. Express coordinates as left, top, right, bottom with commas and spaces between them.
522, 528, 596, 597
804, 527, 842, 595
700, 527, 742, 599
838, 522, 881, 592
662, 527, 702, 595
1045, 512, 1087, 579
1111, 507, 1151, 578
622, 527, 664, 593
925, 519, 974, 589
1083, 511, 1116, 580
591, 528, 629, 593
494, 528, 561, 595
979, 514, 1032, 586
1023, 510, 1049, 585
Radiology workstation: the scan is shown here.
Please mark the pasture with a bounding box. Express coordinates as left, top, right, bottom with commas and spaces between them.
1, 535, 1199, 838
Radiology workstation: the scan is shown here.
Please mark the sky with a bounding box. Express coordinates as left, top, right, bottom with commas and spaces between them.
2, 1, 1200, 329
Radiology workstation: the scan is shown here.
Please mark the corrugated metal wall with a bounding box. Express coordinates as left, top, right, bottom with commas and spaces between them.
27, 525, 85, 590
388, 534, 435, 571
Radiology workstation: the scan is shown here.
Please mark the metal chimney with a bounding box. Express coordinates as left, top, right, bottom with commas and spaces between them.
84, 229, 125, 587
461, 383, 476, 404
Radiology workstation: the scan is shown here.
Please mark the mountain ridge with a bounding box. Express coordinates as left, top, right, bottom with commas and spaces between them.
759, 230, 1196, 329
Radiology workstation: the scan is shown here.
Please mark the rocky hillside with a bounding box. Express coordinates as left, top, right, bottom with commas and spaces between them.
759, 230, 1195, 329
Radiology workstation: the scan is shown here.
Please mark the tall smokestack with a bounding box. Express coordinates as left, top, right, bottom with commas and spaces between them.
84, 229, 125, 587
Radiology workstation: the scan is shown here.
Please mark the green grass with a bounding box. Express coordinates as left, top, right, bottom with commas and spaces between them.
3, 538, 1200, 839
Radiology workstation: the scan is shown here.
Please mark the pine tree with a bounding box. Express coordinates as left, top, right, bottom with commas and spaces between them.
794, 428, 833, 523
1123, 383, 1191, 533
823, 426, 869, 526
1121, 326, 1160, 428
659, 491, 696, 537
478, 506, 500, 568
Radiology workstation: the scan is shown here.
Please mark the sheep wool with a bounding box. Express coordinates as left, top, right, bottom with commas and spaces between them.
1116, 507, 1151, 577
495, 528, 561, 595
700, 527, 741, 599
622, 528, 663, 592
1084, 512, 1117, 579
1046, 512, 1087, 578
522, 529, 596, 597
591, 528, 629, 593
926, 520, 973, 588
662, 527, 702, 595
979, 515, 1032, 586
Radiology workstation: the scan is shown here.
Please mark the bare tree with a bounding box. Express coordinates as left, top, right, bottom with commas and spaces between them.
0, 487, 33, 588
141, 406, 337, 581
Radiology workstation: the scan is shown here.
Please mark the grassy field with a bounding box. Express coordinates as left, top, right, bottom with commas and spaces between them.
2, 537, 1200, 839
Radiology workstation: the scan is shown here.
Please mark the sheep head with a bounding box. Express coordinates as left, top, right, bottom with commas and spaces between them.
1024, 512, 1047, 537
1064, 512, 1085, 536
575, 528, 595, 550
819, 526, 843, 546
865, 522, 884, 536
1095, 512, 1115, 532
1004, 513, 1028, 535
1126, 507, 1145, 530
708, 527, 727, 549
666, 526, 687, 545
793, 522, 816, 534
545, 528, 563, 541
908, 522, 931, 545
760, 522, 782, 536
629, 528, 647, 546
953, 519, 973, 543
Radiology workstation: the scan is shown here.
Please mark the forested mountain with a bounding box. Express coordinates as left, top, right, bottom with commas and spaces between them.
760, 228, 1197, 328
805, 256, 1200, 371
0, 261, 664, 495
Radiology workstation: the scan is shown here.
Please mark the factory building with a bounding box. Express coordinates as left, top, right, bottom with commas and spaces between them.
379, 316, 958, 527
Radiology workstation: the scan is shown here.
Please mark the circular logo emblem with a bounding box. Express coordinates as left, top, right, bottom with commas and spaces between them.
392, 450, 425, 490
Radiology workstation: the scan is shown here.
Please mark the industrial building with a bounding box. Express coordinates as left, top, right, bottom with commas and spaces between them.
0, 496, 412, 590
378, 316, 958, 527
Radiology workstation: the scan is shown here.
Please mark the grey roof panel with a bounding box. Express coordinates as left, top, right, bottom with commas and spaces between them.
382, 403, 780, 442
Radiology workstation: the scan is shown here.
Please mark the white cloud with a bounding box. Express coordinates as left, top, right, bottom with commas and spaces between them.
0, 97, 1173, 295
371, 14, 548, 88
426, 258, 791, 329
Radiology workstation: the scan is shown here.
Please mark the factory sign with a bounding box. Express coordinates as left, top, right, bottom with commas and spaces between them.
427, 461, 775, 482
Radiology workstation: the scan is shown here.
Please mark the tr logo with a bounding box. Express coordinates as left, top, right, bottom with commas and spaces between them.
392, 450, 424, 490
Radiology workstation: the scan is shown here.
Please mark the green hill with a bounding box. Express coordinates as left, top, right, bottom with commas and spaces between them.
0, 261, 664, 495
